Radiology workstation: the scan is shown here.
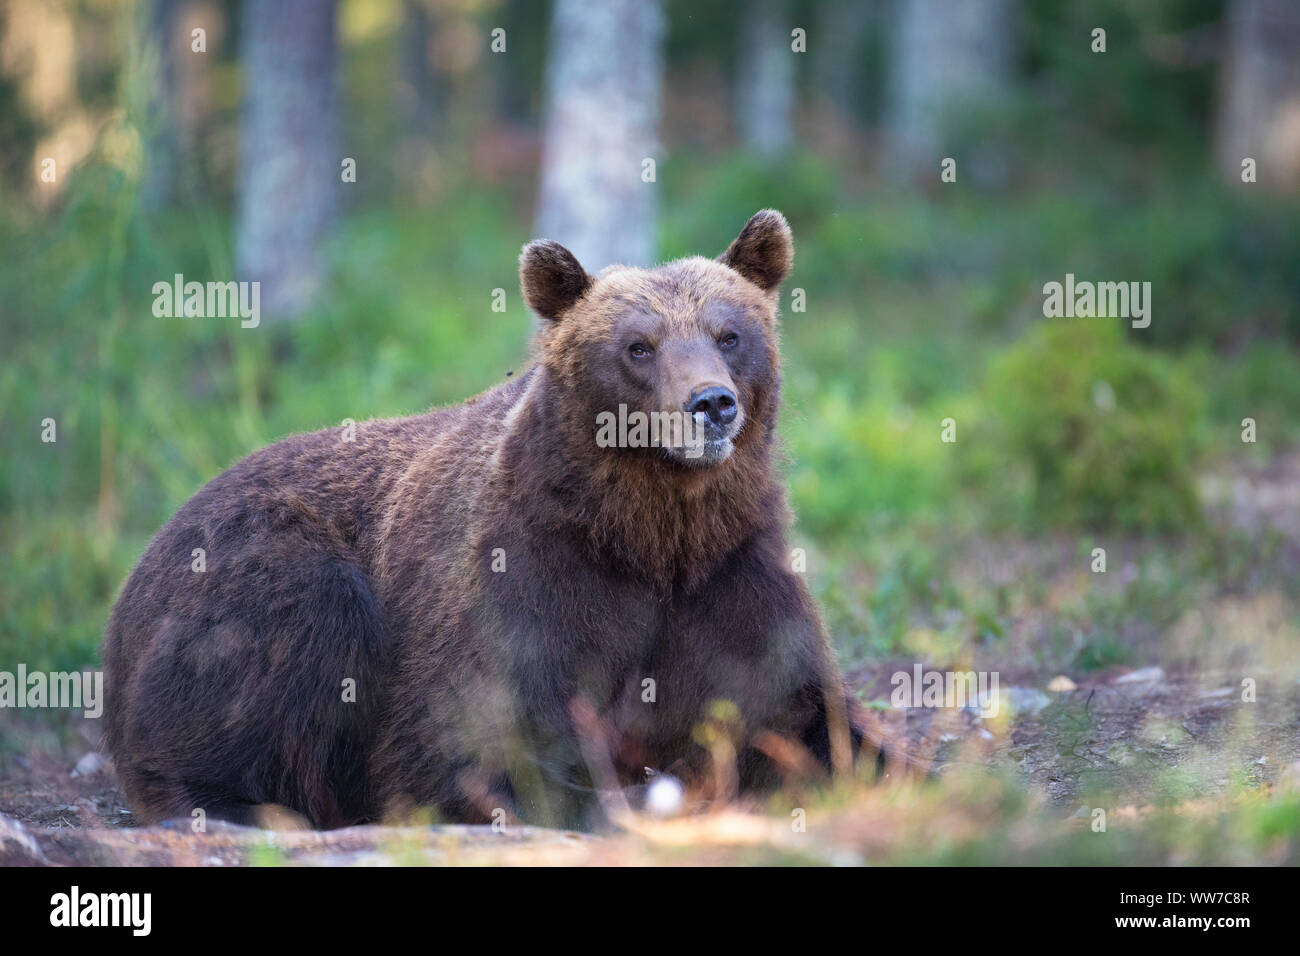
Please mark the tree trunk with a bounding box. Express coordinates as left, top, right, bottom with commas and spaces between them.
397, 0, 439, 144
887, 0, 1016, 175
811, 0, 880, 126
139, 0, 182, 210
140, 0, 218, 211
235, 0, 339, 319
1215, 0, 1300, 191
736, 0, 795, 162
534, 0, 664, 270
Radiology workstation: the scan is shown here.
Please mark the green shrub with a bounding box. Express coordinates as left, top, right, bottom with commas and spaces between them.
984, 319, 1203, 531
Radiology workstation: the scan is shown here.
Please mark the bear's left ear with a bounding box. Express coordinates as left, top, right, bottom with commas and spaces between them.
519, 239, 593, 321
717, 209, 793, 292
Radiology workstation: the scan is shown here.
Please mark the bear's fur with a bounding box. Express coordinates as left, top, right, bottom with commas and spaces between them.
102, 210, 867, 828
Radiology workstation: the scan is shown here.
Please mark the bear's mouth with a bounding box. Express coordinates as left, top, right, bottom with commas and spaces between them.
663, 410, 743, 467
592, 405, 744, 466
669, 434, 734, 466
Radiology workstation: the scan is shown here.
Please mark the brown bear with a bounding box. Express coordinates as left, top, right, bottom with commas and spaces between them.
101, 210, 869, 829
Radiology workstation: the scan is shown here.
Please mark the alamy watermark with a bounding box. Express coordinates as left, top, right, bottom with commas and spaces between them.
50, 886, 151, 936
0, 665, 103, 718
1042, 273, 1150, 329
152, 273, 261, 328
596, 404, 706, 458
891, 665, 1000, 718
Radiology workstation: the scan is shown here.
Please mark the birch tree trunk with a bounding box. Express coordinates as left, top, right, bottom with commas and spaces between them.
736, 0, 795, 162
534, 0, 664, 270
235, 0, 339, 318
1215, 0, 1300, 191
887, 0, 1016, 174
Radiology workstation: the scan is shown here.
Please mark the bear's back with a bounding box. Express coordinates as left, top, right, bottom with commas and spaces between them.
101, 372, 532, 761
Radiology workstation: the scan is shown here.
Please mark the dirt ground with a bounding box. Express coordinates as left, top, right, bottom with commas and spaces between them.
3, 662, 1296, 865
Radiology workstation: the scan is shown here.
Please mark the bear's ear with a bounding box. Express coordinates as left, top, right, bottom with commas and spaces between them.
519, 239, 593, 321
717, 209, 793, 292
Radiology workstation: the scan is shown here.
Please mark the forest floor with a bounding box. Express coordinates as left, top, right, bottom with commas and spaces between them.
3, 663, 1296, 866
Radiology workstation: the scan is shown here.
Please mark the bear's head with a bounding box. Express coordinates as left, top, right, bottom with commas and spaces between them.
520, 210, 792, 468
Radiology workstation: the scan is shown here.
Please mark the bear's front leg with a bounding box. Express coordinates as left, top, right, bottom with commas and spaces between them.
633, 535, 869, 794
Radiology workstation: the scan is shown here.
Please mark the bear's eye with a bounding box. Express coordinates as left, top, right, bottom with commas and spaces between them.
629, 343, 653, 359
719, 332, 739, 351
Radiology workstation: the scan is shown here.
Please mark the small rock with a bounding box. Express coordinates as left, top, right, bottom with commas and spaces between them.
1116, 666, 1165, 685
1047, 675, 1077, 692
71, 752, 107, 778
0, 814, 48, 866
1004, 687, 1052, 715
1198, 687, 1234, 699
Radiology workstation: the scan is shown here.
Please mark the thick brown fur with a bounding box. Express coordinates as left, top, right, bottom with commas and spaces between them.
102, 210, 867, 829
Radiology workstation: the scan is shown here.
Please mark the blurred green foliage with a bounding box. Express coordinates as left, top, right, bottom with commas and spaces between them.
985, 319, 1203, 531
3, 149, 1300, 674
1023, 0, 1221, 159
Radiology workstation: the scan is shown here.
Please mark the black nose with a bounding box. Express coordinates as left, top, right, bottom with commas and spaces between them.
685, 386, 738, 427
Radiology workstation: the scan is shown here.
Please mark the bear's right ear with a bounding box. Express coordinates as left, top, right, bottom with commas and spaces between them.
519, 240, 593, 321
